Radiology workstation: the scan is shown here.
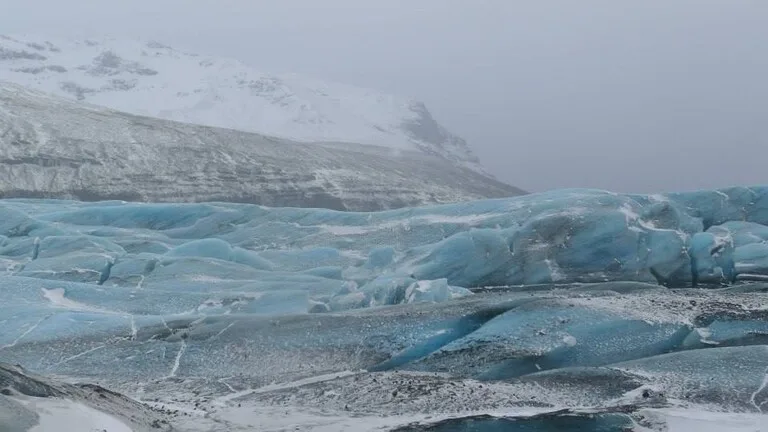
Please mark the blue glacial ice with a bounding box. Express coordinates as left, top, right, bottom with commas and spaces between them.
2, 186, 767, 300
0, 186, 766, 336
1, 186, 768, 428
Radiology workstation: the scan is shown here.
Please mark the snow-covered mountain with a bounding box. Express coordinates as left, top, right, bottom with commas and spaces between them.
0, 81, 522, 209
0, 34, 487, 173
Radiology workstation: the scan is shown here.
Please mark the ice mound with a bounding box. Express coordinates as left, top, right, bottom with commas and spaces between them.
1, 186, 767, 307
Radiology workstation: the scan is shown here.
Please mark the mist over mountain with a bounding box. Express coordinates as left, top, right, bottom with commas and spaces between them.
0, 34, 489, 175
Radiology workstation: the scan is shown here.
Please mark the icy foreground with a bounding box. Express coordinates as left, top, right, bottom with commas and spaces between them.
0, 34, 486, 173
1, 187, 768, 430
0, 81, 521, 210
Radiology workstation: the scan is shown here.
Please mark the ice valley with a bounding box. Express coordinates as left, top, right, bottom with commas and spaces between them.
1, 186, 768, 431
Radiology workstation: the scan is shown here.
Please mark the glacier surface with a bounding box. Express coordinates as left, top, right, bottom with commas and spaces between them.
1, 187, 768, 431
3, 186, 766, 296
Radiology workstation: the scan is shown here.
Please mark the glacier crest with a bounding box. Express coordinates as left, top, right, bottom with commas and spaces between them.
0, 186, 766, 314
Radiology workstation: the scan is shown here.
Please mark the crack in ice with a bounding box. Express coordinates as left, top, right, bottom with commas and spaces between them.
749, 365, 768, 412
1, 314, 50, 349
215, 370, 362, 404
218, 377, 236, 393
52, 345, 106, 367
129, 315, 137, 340
160, 316, 172, 333
210, 322, 236, 341
167, 340, 187, 378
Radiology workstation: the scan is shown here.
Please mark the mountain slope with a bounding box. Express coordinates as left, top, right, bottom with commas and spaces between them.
0, 34, 487, 174
0, 82, 522, 210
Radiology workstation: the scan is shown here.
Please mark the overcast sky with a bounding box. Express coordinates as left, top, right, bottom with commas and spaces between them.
3, 0, 767, 193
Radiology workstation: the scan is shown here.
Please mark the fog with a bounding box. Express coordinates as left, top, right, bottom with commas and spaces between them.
3, 0, 767, 193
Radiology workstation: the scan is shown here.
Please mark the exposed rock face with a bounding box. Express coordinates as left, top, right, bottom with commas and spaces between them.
0, 82, 523, 210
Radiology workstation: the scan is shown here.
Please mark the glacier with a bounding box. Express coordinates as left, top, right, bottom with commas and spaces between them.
1, 186, 766, 298
1, 186, 768, 431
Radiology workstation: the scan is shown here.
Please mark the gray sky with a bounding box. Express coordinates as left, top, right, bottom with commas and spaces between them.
3, 0, 767, 193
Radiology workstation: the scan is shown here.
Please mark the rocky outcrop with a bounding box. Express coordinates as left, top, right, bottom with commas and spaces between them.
0, 82, 523, 210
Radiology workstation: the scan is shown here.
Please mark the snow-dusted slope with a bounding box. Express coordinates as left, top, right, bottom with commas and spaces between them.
0, 81, 521, 209
0, 363, 171, 432
0, 34, 486, 173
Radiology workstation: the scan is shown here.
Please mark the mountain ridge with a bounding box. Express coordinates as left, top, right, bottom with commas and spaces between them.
0, 34, 488, 174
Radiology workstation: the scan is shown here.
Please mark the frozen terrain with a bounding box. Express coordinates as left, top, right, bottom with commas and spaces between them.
1, 186, 767, 430
0, 34, 486, 173
0, 81, 521, 210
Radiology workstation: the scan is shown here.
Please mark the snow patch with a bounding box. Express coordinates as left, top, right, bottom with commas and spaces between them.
13, 397, 133, 432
